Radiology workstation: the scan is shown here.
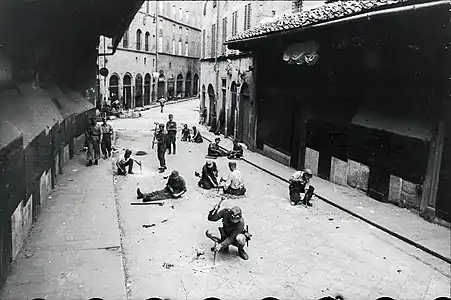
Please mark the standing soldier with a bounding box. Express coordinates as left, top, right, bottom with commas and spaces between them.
100, 118, 113, 159
155, 123, 168, 173
166, 114, 177, 155
85, 117, 102, 166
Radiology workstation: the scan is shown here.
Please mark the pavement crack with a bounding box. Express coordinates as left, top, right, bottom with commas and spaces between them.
181, 278, 189, 300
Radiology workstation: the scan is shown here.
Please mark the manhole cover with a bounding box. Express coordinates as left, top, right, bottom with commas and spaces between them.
136, 150, 147, 156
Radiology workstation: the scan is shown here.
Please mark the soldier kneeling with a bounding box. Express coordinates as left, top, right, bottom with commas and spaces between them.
288, 168, 315, 206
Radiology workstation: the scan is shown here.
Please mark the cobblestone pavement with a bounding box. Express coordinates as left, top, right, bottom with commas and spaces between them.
112, 100, 451, 300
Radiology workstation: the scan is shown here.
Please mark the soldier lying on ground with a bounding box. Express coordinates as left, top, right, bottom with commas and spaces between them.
208, 137, 229, 157
191, 126, 203, 143
137, 170, 187, 202
289, 168, 314, 206
206, 202, 250, 260
195, 160, 219, 189
220, 161, 246, 196
228, 140, 244, 159
181, 124, 191, 141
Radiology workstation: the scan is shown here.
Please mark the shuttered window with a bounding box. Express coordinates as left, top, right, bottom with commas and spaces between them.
211, 23, 216, 57
232, 11, 238, 36
244, 3, 251, 30
222, 17, 227, 54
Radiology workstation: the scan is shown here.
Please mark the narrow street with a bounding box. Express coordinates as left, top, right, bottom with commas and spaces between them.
1, 100, 450, 300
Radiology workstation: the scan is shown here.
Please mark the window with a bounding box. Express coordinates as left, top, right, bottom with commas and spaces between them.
153, 59, 155, 67
179, 26, 182, 35
186, 28, 189, 37
172, 5, 176, 18
158, 2, 163, 14
178, 39, 182, 55
232, 11, 237, 36
202, 30, 206, 58
146, 1, 149, 14
144, 58, 147, 65
145, 32, 150, 51
203, 2, 207, 16
136, 29, 142, 50
192, 41, 195, 56
185, 42, 189, 56
169, 62, 172, 68
152, 34, 156, 51
185, 10, 189, 22
172, 39, 176, 55
213, 0, 217, 8
222, 17, 227, 54
123, 30, 129, 48
292, 0, 303, 13
211, 24, 216, 57
244, 3, 251, 30
173, 24, 176, 34
179, 7, 182, 20
158, 35, 163, 52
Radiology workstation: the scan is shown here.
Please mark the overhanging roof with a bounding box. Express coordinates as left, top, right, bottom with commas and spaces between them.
225, 0, 448, 48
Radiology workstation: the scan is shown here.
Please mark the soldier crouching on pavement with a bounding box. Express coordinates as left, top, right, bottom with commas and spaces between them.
228, 139, 244, 159
288, 168, 315, 206
137, 170, 187, 202
116, 149, 141, 175
195, 160, 219, 189
206, 201, 251, 260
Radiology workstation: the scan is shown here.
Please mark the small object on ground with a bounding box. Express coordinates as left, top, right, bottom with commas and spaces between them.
328, 218, 334, 221
68, 179, 73, 182
335, 226, 340, 229
161, 219, 168, 223
163, 262, 174, 269
397, 269, 402, 273
143, 224, 156, 228
196, 248, 205, 256
130, 202, 164, 206
170, 205, 175, 209
135, 150, 147, 156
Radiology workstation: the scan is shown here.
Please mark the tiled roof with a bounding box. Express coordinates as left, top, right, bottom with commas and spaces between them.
226, 0, 409, 44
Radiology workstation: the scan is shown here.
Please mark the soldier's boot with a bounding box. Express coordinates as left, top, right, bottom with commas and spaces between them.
238, 247, 249, 260
137, 188, 144, 199
302, 198, 313, 207
87, 160, 93, 167
94, 159, 98, 165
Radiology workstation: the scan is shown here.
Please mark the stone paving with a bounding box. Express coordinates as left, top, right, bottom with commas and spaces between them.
1, 99, 449, 300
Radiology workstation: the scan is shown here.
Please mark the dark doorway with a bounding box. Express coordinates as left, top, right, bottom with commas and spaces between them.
193, 74, 199, 96
123, 74, 132, 109
176, 74, 183, 98
144, 73, 151, 105
167, 75, 175, 100
135, 74, 143, 107
157, 74, 165, 99
228, 81, 237, 137
109, 75, 119, 102
435, 124, 451, 222
207, 84, 216, 126
185, 72, 192, 97
238, 83, 251, 145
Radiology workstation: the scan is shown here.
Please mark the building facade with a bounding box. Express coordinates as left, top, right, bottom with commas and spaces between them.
199, 0, 325, 149
98, 1, 203, 109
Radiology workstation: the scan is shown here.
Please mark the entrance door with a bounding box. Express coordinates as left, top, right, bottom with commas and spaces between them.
123, 74, 132, 109
228, 82, 237, 137
157, 75, 165, 99
207, 84, 216, 126
435, 123, 451, 222
238, 83, 251, 145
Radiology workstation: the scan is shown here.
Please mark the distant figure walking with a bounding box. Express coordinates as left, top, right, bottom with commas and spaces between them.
158, 97, 165, 113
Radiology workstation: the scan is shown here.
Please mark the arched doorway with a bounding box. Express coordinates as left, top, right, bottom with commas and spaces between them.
144, 73, 151, 105
176, 74, 183, 99
123, 74, 132, 109
167, 75, 175, 100
193, 74, 199, 96
227, 81, 237, 137
185, 72, 192, 97
109, 74, 119, 102
157, 73, 165, 99
135, 74, 143, 107
238, 83, 251, 145
207, 84, 216, 126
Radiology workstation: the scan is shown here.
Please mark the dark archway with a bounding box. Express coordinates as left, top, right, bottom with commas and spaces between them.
135, 74, 143, 107
207, 84, 216, 126
144, 73, 151, 105
123, 74, 132, 109
201, 84, 206, 110
238, 83, 251, 145
185, 71, 192, 97
108, 74, 119, 102
176, 74, 183, 99
167, 75, 175, 100
228, 81, 237, 137
157, 72, 166, 99
193, 74, 199, 96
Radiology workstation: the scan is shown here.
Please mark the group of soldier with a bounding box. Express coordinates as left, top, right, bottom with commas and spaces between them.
87, 111, 315, 262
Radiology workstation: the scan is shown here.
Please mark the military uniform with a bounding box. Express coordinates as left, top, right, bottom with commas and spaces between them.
137, 171, 187, 202
289, 170, 315, 206
198, 161, 219, 189
85, 120, 102, 165
166, 118, 177, 154
100, 122, 113, 158
156, 127, 167, 170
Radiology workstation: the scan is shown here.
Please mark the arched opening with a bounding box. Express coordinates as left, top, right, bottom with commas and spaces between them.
207, 84, 216, 126
238, 83, 251, 145
145, 32, 150, 51
109, 74, 119, 103
185, 72, 192, 97
136, 29, 142, 50
176, 74, 183, 99
201, 84, 206, 111
193, 74, 199, 96
123, 74, 132, 109
158, 72, 166, 99
228, 81, 237, 137
135, 74, 143, 107
144, 73, 151, 106
167, 75, 175, 101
